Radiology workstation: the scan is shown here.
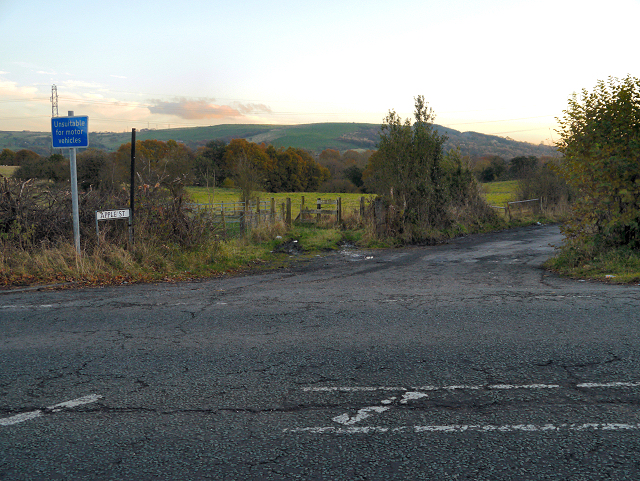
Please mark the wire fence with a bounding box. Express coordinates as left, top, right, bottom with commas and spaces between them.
186, 196, 365, 238
490, 198, 542, 220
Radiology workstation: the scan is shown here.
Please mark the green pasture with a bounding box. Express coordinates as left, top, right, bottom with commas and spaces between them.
187, 182, 516, 218
186, 187, 374, 218
0, 165, 17, 177
480, 180, 517, 205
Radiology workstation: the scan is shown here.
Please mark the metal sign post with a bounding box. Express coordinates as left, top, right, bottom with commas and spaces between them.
52, 112, 89, 255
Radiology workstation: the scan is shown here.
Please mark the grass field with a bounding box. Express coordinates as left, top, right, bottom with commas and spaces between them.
186, 187, 374, 218
0, 165, 17, 177
186, 182, 517, 218
480, 180, 518, 205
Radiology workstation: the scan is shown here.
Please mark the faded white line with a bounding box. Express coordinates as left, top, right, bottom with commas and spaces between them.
333, 391, 431, 425
285, 423, 640, 435
1, 394, 103, 427
0, 304, 54, 310
486, 384, 560, 390
577, 382, 640, 389
400, 391, 429, 404
47, 394, 103, 412
304, 381, 640, 393
0, 411, 43, 426
304, 386, 406, 392
312, 382, 639, 426
333, 406, 391, 425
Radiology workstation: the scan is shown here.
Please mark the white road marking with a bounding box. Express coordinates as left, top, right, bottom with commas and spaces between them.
486, 384, 560, 390
0, 394, 103, 427
400, 392, 429, 404
285, 423, 640, 435
332, 391, 430, 425
47, 394, 103, 412
304, 381, 639, 393
0, 304, 54, 310
306, 381, 640, 428
333, 406, 391, 425
303, 386, 405, 392
0, 411, 43, 426
576, 382, 640, 388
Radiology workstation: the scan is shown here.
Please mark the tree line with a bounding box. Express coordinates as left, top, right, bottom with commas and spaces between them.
470, 154, 559, 183
1, 140, 383, 196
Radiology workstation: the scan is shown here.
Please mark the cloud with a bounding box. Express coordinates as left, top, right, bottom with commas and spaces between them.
234, 102, 273, 115
110, 74, 127, 79
59, 80, 105, 90
148, 98, 245, 120
148, 98, 274, 120
0, 79, 39, 98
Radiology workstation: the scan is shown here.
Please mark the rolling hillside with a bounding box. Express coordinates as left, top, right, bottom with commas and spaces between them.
0, 123, 558, 159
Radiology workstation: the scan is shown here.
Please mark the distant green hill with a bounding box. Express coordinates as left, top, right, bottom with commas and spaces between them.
0, 123, 558, 159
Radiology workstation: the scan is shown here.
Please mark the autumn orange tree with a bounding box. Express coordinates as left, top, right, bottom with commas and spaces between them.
224, 139, 329, 196
555, 75, 640, 250
265, 146, 329, 192
223, 139, 272, 203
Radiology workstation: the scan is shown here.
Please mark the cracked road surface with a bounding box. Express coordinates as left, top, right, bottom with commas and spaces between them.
2, 224, 640, 479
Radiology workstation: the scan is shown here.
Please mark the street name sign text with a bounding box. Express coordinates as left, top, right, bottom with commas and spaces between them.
96, 209, 130, 221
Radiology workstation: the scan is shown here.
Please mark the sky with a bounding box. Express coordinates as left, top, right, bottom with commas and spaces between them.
1, 0, 639, 145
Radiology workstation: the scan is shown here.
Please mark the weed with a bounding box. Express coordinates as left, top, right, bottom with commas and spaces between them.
546, 240, 640, 284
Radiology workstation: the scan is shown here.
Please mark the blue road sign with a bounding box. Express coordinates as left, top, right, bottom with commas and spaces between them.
51, 116, 89, 148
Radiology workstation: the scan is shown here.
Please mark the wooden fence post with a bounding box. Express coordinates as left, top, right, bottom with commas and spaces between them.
316, 198, 321, 223
241, 201, 247, 236
360, 196, 365, 218
286, 198, 292, 226
270, 197, 275, 224
300, 196, 305, 221
256, 196, 261, 226
374, 198, 387, 237
337, 197, 342, 224
221, 202, 227, 238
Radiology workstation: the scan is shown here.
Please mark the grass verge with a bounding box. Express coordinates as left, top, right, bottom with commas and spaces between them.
0, 222, 357, 289
3, 178, 616, 288
544, 243, 640, 284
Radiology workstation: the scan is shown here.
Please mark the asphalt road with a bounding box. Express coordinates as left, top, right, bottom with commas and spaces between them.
2, 224, 640, 480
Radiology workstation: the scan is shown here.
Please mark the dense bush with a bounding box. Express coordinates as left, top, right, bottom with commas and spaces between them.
0, 178, 219, 252
556, 75, 640, 250
363, 97, 496, 241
